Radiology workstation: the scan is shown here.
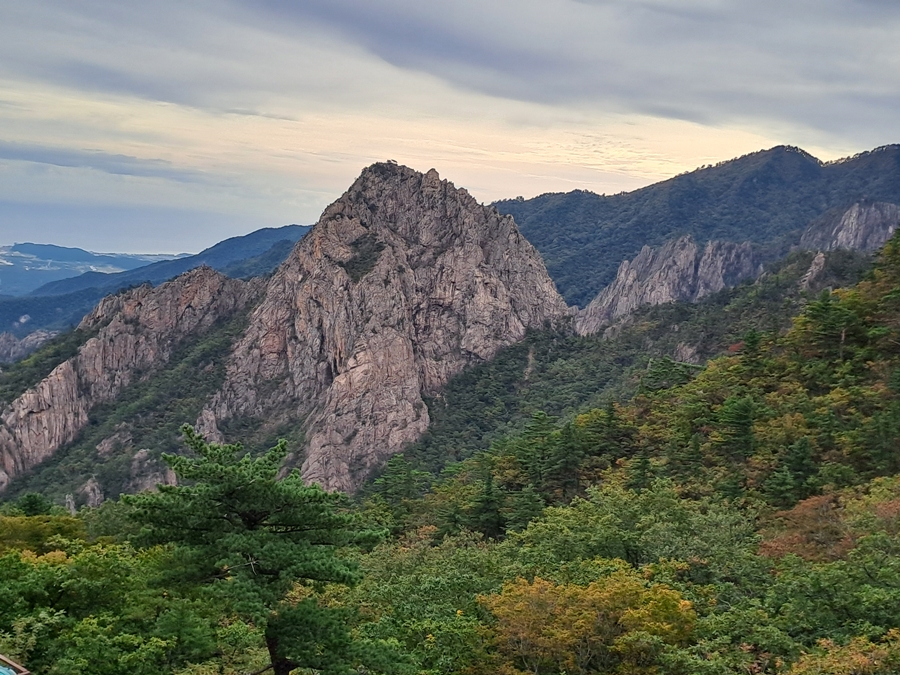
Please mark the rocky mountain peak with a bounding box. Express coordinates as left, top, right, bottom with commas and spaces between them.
204, 162, 570, 492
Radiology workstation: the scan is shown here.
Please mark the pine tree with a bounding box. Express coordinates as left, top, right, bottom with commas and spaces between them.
126, 425, 374, 675
504, 484, 545, 532
465, 471, 506, 539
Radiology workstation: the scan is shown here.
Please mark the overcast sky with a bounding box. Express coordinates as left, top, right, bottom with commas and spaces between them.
0, 0, 897, 253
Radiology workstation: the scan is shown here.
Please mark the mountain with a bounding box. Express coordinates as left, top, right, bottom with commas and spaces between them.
0, 163, 568, 498
575, 235, 760, 335
2, 149, 897, 500
30, 224, 310, 297
0, 243, 180, 296
799, 201, 900, 251
203, 163, 570, 492
0, 225, 311, 355
570, 197, 900, 336
496, 144, 900, 306
0, 267, 262, 493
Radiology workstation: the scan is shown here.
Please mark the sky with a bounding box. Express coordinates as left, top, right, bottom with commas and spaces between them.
0, 0, 898, 253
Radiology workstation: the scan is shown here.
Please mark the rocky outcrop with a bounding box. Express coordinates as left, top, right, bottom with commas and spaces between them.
79, 477, 104, 508
204, 162, 570, 492
800, 202, 900, 252
575, 236, 759, 335
0, 267, 259, 492
126, 449, 177, 494
799, 252, 827, 291
0, 330, 58, 364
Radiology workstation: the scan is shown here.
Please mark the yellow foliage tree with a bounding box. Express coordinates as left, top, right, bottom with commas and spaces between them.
787, 629, 900, 674
479, 569, 695, 675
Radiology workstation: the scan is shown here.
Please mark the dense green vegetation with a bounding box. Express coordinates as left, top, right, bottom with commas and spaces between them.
497, 145, 900, 305
4, 238, 900, 673
3, 309, 253, 503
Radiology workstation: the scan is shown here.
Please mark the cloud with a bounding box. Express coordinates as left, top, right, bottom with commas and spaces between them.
243, 0, 900, 143
0, 0, 897, 252
2, 0, 897, 146
0, 141, 206, 182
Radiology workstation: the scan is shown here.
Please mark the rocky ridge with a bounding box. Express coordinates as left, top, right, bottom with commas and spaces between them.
799, 202, 900, 252
0, 330, 58, 364
0, 267, 259, 492
575, 235, 759, 335
202, 162, 570, 492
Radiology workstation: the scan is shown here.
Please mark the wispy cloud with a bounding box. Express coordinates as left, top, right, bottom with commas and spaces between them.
0, 0, 896, 251
0, 141, 206, 182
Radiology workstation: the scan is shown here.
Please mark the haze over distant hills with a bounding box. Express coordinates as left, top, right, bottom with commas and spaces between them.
29, 225, 311, 298
0, 225, 310, 341
0, 243, 182, 296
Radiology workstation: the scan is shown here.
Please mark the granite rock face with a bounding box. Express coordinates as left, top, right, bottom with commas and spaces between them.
0, 330, 58, 364
575, 235, 759, 335
800, 202, 900, 252
204, 162, 570, 492
0, 267, 258, 492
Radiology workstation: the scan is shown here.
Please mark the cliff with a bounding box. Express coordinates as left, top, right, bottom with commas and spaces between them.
799, 202, 900, 252
575, 235, 758, 335
0, 267, 259, 492
203, 162, 570, 492
0, 330, 58, 364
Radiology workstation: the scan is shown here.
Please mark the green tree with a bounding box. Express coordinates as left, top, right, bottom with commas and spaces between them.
126, 426, 373, 675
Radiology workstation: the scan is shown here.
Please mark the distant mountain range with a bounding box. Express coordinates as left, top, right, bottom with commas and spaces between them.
0, 243, 183, 296
0, 225, 310, 339
29, 224, 310, 297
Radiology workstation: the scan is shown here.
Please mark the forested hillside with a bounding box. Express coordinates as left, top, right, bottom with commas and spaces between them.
4, 237, 900, 673
401, 248, 870, 474
497, 145, 900, 305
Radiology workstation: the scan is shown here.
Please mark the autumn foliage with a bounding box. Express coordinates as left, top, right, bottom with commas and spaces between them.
479, 572, 694, 675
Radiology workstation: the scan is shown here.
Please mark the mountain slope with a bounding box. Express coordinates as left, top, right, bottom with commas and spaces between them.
0, 268, 261, 492
204, 163, 570, 492
497, 145, 900, 306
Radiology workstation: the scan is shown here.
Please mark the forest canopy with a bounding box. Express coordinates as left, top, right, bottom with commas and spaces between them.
6, 235, 900, 673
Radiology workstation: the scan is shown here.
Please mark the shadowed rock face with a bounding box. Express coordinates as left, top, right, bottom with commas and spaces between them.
0, 330, 58, 364
575, 235, 759, 335
800, 202, 900, 252
0, 267, 259, 492
203, 162, 570, 493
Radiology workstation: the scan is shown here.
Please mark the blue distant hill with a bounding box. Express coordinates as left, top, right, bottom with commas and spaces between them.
30, 225, 310, 297
0, 224, 311, 337
0, 243, 182, 296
